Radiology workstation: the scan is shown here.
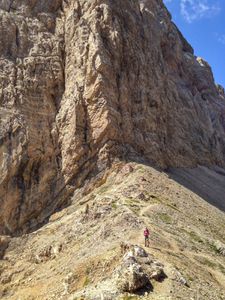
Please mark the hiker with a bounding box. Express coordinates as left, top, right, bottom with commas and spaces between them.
144, 227, 150, 247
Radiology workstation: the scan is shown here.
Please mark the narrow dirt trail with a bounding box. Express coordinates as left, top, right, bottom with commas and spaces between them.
137, 205, 181, 253
134, 202, 225, 293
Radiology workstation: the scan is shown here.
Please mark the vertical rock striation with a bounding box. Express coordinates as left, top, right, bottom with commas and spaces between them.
0, 0, 225, 234
0, 0, 65, 234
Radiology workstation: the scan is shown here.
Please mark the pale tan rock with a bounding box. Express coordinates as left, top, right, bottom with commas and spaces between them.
115, 244, 166, 292
0, 0, 225, 235
214, 240, 225, 256
0, 235, 10, 258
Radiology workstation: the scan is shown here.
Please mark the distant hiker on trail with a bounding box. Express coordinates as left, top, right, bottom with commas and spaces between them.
144, 227, 150, 247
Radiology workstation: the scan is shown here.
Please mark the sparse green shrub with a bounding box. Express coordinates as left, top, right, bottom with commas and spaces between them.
112, 202, 117, 209
218, 263, 225, 275
97, 184, 110, 194
207, 242, 220, 254
179, 228, 203, 244
124, 199, 141, 215
85, 266, 91, 275
188, 231, 203, 243
158, 213, 172, 224
197, 257, 217, 268
83, 275, 90, 287
185, 274, 194, 282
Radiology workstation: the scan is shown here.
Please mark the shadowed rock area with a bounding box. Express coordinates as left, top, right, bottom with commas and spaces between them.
168, 166, 225, 212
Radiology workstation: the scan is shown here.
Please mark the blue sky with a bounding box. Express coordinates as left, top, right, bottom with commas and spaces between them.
163, 0, 225, 88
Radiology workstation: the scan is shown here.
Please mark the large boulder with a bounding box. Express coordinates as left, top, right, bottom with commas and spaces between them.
214, 240, 225, 256
0, 235, 10, 259
116, 260, 149, 292
115, 244, 165, 293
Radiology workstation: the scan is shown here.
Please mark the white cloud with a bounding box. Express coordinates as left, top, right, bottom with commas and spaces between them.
216, 34, 225, 45
164, 0, 221, 23
181, 0, 220, 23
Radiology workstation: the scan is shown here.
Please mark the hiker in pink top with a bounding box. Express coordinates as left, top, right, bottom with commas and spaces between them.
144, 227, 150, 247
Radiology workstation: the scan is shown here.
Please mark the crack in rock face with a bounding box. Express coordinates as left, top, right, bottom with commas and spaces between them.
0, 0, 225, 235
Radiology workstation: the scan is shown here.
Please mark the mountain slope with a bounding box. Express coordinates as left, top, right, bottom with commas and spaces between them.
168, 166, 225, 212
0, 1, 225, 299
0, 163, 225, 300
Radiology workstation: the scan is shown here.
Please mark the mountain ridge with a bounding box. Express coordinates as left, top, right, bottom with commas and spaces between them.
0, 162, 225, 299
0, 1, 225, 299
0, 0, 225, 235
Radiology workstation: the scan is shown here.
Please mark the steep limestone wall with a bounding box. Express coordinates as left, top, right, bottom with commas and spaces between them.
0, 0, 65, 234
0, 0, 225, 234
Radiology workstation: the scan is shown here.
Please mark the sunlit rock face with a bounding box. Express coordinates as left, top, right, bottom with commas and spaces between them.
0, 0, 225, 234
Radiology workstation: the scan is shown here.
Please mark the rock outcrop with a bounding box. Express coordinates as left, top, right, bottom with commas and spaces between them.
214, 240, 225, 256
0, 163, 225, 300
0, 0, 225, 234
0, 235, 10, 259
115, 245, 165, 292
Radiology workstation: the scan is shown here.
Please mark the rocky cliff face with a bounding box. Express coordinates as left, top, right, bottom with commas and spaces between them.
0, 0, 225, 235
